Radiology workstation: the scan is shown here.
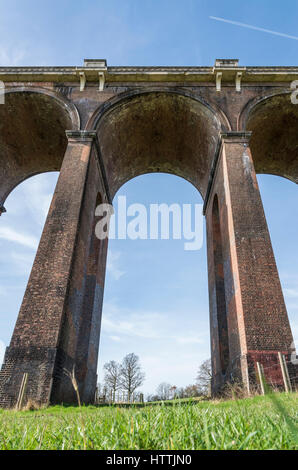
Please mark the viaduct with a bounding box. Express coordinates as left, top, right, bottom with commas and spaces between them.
0, 59, 297, 407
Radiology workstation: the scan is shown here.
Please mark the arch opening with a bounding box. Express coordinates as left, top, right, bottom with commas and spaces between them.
95, 91, 223, 199
98, 172, 210, 395
245, 93, 298, 184
257, 174, 298, 353
0, 90, 77, 205
0, 172, 59, 359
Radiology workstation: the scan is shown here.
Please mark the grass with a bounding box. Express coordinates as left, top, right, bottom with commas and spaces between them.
0, 393, 297, 450
97, 396, 206, 407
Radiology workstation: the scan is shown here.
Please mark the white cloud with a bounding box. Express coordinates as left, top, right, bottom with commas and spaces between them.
102, 310, 163, 339
0, 284, 24, 296
287, 303, 298, 312
140, 351, 208, 393
4, 173, 58, 228
99, 313, 209, 393
99, 300, 210, 393
102, 302, 207, 344
0, 286, 7, 296
109, 335, 121, 342
176, 336, 203, 345
22, 175, 57, 225
106, 251, 125, 280
5, 173, 58, 226
10, 251, 35, 276
0, 226, 38, 249
102, 302, 171, 340
0, 43, 28, 66
284, 288, 298, 299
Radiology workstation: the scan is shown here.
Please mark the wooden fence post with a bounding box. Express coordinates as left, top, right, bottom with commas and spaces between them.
278, 352, 292, 393
16, 373, 28, 410
46, 378, 53, 407
256, 362, 266, 395
94, 386, 98, 405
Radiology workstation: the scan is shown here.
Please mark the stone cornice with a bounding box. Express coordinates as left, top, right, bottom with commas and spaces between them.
1, 63, 298, 84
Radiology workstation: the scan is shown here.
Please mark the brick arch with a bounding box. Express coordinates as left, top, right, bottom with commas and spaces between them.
0, 87, 80, 209
87, 89, 230, 199
86, 87, 231, 132
240, 91, 298, 185
1, 64, 298, 407
237, 90, 290, 130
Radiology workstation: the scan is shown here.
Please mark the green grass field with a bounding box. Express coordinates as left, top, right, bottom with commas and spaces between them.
0, 393, 297, 450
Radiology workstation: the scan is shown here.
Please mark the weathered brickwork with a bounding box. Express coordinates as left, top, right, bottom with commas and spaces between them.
0, 59, 297, 406
0, 132, 109, 406
205, 132, 297, 392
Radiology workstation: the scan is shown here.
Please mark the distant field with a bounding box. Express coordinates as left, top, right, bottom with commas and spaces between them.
0, 393, 297, 450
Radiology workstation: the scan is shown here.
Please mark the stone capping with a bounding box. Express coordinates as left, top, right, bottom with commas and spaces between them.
1, 65, 298, 84
220, 131, 252, 143
202, 137, 222, 216
215, 59, 239, 67
1, 65, 298, 72
65, 130, 97, 142
65, 130, 111, 204
84, 59, 107, 69
203, 131, 252, 215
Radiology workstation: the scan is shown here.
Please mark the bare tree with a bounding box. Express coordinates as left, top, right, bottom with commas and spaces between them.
156, 382, 172, 400
103, 360, 121, 401
169, 385, 178, 399
196, 359, 212, 395
183, 384, 201, 398
176, 387, 186, 399
120, 353, 145, 402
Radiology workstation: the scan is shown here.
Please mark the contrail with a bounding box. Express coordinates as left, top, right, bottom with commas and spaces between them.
209, 16, 298, 41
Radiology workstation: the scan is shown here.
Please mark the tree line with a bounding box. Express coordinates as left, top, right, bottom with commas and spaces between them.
100, 352, 145, 402
99, 354, 211, 403
147, 359, 211, 401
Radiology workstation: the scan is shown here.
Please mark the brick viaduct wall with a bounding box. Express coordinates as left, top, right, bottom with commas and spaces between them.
0, 59, 297, 406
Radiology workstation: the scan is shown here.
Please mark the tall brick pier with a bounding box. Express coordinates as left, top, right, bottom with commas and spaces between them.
0, 59, 297, 406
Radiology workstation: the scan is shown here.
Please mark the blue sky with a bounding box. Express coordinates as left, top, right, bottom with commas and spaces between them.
0, 1, 297, 394
1, 0, 298, 67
